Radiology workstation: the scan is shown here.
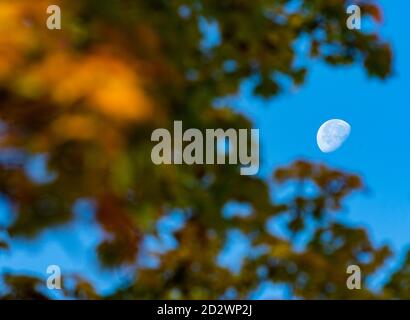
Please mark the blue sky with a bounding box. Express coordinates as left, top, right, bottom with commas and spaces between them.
0, 0, 409, 298
235, 0, 410, 292
246, 0, 410, 253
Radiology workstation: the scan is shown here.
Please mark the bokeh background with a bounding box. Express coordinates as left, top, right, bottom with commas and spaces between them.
0, 0, 409, 299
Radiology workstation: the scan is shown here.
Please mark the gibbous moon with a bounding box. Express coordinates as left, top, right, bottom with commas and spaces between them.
317, 119, 351, 153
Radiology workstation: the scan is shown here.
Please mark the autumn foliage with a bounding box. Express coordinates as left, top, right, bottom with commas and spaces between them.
0, 0, 408, 299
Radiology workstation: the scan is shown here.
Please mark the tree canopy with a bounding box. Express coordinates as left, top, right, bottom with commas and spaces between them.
0, 0, 407, 299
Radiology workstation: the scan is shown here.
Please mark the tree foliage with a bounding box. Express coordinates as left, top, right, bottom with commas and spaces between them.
0, 0, 407, 299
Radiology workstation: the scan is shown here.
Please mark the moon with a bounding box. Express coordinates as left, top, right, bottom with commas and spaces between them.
317, 119, 351, 153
